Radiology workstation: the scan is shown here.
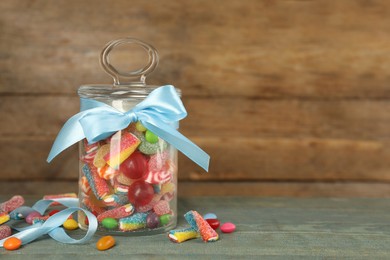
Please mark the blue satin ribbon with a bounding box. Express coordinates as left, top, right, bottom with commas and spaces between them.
0, 198, 97, 247
47, 85, 209, 171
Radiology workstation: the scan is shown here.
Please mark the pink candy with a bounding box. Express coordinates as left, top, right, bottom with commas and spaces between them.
0, 195, 24, 213
220, 222, 236, 233
0, 225, 11, 240
144, 160, 174, 184
153, 200, 170, 216
97, 204, 134, 222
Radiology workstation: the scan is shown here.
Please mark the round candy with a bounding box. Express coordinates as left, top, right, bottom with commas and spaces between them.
159, 214, 172, 226
145, 130, 159, 144
120, 152, 148, 179
96, 235, 115, 251
26, 211, 41, 224
127, 180, 154, 207
206, 219, 220, 230
102, 218, 118, 229
4, 237, 22, 251
146, 212, 160, 229
63, 219, 79, 230
135, 121, 147, 132
203, 213, 217, 220
220, 222, 236, 233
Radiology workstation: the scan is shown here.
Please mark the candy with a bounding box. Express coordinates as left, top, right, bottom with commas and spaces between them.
206, 219, 220, 230
168, 227, 199, 243
161, 182, 175, 195
220, 222, 236, 233
48, 210, 60, 216
0, 225, 11, 240
0, 195, 24, 213
119, 213, 148, 231
83, 139, 99, 153
26, 211, 42, 225
116, 173, 134, 186
102, 194, 121, 207
80, 176, 91, 195
146, 212, 160, 229
43, 193, 77, 206
135, 121, 147, 132
148, 151, 170, 171
82, 198, 105, 215
97, 204, 134, 222
135, 131, 167, 155
203, 213, 217, 220
97, 165, 118, 180
93, 144, 110, 168
101, 218, 118, 229
81, 150, 97, 164
159, 214, 172, 226
114, 183, 129, 194
145, 130, 159, 144
135, 194, 161, 213
82, 164, 110, 200
96, 235, 115, 251
0, 212, 10, 225
9, 206, 36, 220
127, 180, 154, 207
153, 200, 170, 216
184, 210, 219, 242
120, 151, 148, 179
32, 215, 50, 225
63, 219, 79, 230
104, 131, 140, 169
3, 237, 22, 251
144, 160, 174, 184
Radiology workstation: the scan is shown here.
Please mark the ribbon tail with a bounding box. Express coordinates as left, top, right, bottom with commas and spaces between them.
47, 112, 86, 162
142, 120, 210, 172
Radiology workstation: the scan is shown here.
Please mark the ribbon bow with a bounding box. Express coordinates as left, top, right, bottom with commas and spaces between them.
0, 198, 97, 247
47, 85, 209, 171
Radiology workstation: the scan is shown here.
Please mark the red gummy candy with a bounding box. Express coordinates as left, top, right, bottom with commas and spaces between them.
0, 195, 24, 213
127, 180, 154, 207
120, 152, 148, 179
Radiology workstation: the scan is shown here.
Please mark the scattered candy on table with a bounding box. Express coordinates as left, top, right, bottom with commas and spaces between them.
206, 219, 220, 230
25, 211, 42, 225
220, 222, 236, 233
96, 235, 116, 251
0, 195, 25, 213
168, 227, 199, 243
203, 213, 217, 220
3, 237, 22, 251
63, 219, 79, 230
0, 212, 10, 225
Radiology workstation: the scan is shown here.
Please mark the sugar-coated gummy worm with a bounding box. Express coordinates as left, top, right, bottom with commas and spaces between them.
184, 210, 219, 242
168, 227, 199, 243
0, 195, 25, 213
43, 193, 77, 206
0, 225, 11, 240
119, 212, 148, 231
103, 131, 140, 169
97, 203, 134, 222
82, 164, 110, 200
82, 198, 105, 215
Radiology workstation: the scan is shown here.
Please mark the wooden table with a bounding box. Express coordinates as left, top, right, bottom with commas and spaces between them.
1, 196, 390, 259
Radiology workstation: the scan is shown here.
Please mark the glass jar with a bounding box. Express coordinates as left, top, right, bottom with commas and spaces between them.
77, 38, 178, 235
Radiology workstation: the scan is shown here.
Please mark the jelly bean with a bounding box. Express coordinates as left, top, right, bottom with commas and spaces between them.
145, 130, 159, 144
153, 200, 170, 216
63, 219, 79, 230
102, 218, 118, 229
0, 212, 10, 225
220, 222, 236, 233
146, 212, 160, 229
0, 225, 11, 240
48, 209, 60, 216
26, 211, 41, 224
135, 121, 147, 132
159, 214, 172, 226
206, 219, 220, 230
120, 151, 148, 179
127, 180, 154, 207
96, 235, 115, 251
4, 237, 22, 251
203, 213, 217, 220
0, 195, 25, 213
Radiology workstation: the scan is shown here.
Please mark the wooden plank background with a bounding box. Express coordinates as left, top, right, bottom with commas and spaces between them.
1, 0, 390, 196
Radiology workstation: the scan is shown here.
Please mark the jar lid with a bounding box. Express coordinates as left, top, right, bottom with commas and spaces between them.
78, 38, 180, 99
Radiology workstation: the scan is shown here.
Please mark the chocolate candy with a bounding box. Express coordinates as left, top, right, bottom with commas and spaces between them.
96, 235, 115, 251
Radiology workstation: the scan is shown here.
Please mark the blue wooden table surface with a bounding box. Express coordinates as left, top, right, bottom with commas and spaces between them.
1, 196, 390, 259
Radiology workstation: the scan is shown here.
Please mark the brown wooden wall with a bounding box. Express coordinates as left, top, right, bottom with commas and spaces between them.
1, 0, 390, 197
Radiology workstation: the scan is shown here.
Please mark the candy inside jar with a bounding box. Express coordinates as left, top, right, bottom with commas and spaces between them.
78, 122, 177, 234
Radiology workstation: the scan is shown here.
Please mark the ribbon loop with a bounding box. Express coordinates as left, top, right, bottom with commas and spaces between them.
47, 85, 209, 171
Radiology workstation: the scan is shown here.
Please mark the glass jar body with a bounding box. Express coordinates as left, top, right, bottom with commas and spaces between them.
77, 85, 178, 235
